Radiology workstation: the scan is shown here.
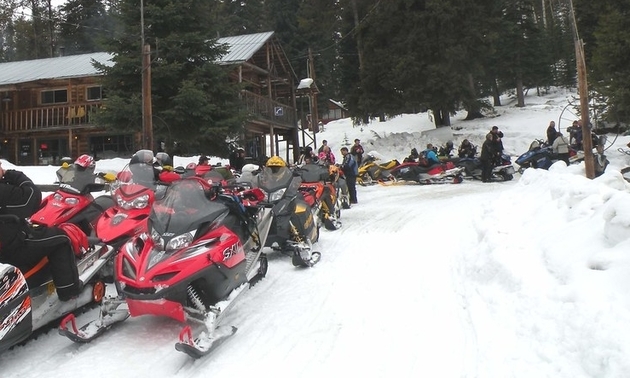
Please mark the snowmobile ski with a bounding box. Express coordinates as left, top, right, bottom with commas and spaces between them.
58, 299, 130, 343
175, 325, 237, 359
292, 250, 321, 267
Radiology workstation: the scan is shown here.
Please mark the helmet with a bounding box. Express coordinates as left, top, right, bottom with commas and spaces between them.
446, 140, 453, 148
74, 154, 94, 169
130, 149, 155, 165
266, 156, 286, 168
155, 152, 171, 166
186, 162, 197, 170
410, 148, 418, 156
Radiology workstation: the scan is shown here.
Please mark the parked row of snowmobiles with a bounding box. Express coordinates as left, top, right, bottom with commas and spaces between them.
357, 150, 515, 186
0, 150, 344, 359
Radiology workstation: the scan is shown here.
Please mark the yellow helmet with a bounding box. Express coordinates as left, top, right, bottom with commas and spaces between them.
266, 156, 286, 168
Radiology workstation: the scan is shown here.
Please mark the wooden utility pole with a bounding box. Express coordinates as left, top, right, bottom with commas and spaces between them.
308, 48, 319, 134
568, 0, 594, 178
575, 39, 594, 178
142, 44, 153, 151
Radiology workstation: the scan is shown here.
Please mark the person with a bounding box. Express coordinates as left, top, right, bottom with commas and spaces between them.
458, 139, 476, 158
404, 148, 419, 163
198, 155, 210, 166
318, 145, 336, 165
297, 146, 318, 166
339, 147, 358, 205
231, 148, 246, 171
318, 140, 328, 154
350, 139, 364, 166
546, 121, 557, 145
479, 133, 495, 183
423, 144, 440, 165
552, 131, 570, 165
488, 126, 504, 164
0, 161, 84, 301
438, 141, 455, 158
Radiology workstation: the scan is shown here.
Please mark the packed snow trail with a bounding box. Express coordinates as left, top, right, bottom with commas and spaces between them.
2, 176, 630, 378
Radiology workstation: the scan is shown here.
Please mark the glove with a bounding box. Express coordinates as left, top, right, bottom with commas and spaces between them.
58, 223, 88, 257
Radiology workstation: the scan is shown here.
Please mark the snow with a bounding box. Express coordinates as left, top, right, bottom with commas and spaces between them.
3, 88, 630, 377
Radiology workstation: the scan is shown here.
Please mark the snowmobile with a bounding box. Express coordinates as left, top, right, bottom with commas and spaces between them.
58, 177, 275, 358
251, 160, 322, 266
379, 161, 465, 185
515, 139, 584, 172
30, 155, 116, 235
357, 154, 399, 186
456, 153, 515, 181
295, 163, 343, 230
0, 215, 115, 354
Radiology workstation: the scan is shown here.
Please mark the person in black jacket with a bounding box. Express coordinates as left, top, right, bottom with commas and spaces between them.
0, 161, 83, 301
340, 147, 358, 204
479, 134, 495, 183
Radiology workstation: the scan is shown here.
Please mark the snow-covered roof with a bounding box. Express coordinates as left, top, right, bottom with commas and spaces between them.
216, 31, 275, 65
0, 52, 113, 87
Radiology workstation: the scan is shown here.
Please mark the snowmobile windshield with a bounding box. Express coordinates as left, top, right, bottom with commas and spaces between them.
127, 162, 159, 190
297, 163, 329, 183
56, 165, 97, 194
149, 179, 229, 242
255, 166, 296, 193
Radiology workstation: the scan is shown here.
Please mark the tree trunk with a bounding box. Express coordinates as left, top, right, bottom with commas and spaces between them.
516, 75, 525, 107
464, 73, 484, 120
492, 78, 501, 106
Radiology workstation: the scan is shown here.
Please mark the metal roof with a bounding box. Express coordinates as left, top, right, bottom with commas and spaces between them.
217, 31, 275, 65
0, 32, 280, 87
0, 52, 113, 87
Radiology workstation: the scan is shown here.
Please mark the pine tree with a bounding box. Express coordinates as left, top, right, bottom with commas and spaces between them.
94, 0, 246, 155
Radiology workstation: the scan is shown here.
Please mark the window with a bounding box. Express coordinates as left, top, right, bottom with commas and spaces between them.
41, 89, 68, 104
86, 86, 102, 101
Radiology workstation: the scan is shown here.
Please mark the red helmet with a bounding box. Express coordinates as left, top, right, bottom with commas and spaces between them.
74, 154, 94, 169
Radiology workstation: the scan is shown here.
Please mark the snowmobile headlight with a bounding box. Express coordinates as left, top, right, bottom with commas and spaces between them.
53, 193, 63, 203
132, 194, 150, 209
116, 194, 134, 210
151, 229, 164, 250
165, 232, 194, 252
269, 188, 286, 202
64, 197, 79, 205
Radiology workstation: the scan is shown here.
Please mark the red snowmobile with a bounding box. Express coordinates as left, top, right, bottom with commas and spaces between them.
30, 155, 116, 235
0, 215, 115, 354
59, 177, 274, 358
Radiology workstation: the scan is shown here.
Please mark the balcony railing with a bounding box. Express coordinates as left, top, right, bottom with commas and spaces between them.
1, 103, 102, 132
241, 90, 296, 128
1, 94, 296, 133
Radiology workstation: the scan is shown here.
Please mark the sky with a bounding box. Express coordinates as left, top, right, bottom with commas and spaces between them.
2, 88, 630, 377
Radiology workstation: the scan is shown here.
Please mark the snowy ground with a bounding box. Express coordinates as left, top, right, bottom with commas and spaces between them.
2, 88, 630, 377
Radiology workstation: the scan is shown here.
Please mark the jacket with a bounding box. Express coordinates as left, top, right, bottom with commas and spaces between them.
341, 154, 358, 177
0, 170, 42, 219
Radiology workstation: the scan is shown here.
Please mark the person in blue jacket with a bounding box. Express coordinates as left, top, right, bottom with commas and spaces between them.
339, 147, 358, 204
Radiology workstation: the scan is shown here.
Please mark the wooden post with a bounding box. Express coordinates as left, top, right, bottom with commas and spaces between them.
308, 48, 319, 134
142, 44, 153, 151
576, 39, 594, 179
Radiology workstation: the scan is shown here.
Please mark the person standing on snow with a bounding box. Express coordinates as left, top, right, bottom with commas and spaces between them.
340, 147, 358, 205
0, 161, 85, 301
318, 145, 336, 165
479, 134, 495, 183
546, 121, 558, 145
350, 139, 364, 166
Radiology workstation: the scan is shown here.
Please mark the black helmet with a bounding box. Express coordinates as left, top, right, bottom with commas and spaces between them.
446, 140, 453, 148
411, 148, 418, 156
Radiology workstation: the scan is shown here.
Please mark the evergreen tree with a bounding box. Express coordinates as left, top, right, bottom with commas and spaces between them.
590, 2, 630, 123
57, 0, 116, 55
95, 0, 247, 155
